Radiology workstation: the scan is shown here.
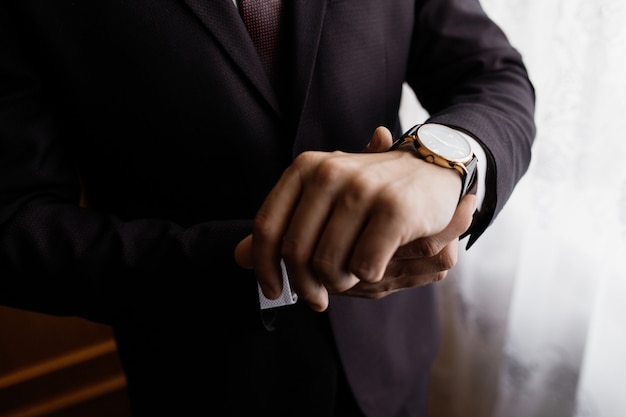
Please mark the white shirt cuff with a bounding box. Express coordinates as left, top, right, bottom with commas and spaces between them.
455, 130, 487, 211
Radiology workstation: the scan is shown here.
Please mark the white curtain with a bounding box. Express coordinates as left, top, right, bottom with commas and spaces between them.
400, 1, 626, 416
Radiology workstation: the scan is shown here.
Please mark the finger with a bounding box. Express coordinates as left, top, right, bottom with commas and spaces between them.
343, 242, 459, 299
253, 157, 313, 299
311, 184, 371, 293
281, 175, 337, 311
234, 234, 253, 269
346, 203, 406, 283
386, 240, 459, 278
363, 126, 393, 153
343, 268, 450, 299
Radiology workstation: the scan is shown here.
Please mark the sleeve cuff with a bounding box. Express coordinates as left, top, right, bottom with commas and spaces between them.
455, 130, 487, 211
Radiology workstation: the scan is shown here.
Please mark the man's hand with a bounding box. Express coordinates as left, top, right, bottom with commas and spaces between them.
234, 126, 476, 311
345, 126, 477, 298
340, 192, 476, 298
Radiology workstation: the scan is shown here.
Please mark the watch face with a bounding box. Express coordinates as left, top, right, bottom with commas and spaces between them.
417, 124, 472, 160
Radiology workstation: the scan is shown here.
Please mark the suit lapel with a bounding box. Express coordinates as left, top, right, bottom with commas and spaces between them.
183, 0, 328, 125
182, 0, 280, 113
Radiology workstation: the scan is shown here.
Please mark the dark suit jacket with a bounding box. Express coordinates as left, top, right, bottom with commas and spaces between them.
0, 1, 535, 416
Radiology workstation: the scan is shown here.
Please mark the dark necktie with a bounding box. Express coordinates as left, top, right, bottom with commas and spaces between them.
239, 0, 283, 84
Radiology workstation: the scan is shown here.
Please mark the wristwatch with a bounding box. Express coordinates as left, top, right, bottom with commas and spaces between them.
389, 123, 478, 201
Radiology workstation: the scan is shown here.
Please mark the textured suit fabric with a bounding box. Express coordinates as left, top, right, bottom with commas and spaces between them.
0, 1, 535, 416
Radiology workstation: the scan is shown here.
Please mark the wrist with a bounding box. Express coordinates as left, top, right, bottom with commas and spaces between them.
389, 123, 479, 202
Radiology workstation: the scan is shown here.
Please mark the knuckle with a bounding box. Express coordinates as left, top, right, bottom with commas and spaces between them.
280, 237, 309, 265
375, 187, 405, 210
313, 156, 347, 186
346, 172, 372, 195
351, 264, 380, 283
436, 246, 458, 271
292, 150, 318, 168
418, 238, 440, 258
252, 211, 273, 241
334, 172, 376, 212
312, 256, 362, 293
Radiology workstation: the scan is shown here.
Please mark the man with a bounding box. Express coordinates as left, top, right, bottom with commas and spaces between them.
0, 1, 535, 416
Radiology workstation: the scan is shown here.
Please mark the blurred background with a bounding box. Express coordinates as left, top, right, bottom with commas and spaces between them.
400, 0, 626, 416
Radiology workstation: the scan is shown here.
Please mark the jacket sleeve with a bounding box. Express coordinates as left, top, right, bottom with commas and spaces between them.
408, 0, 536, 247
0, 5, 258, 325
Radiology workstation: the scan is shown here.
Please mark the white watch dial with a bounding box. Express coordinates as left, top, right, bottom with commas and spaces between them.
418, 124, 472, 160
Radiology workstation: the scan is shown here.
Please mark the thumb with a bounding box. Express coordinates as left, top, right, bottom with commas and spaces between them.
394, 193, 477, 259
363, 126, 394, 153
234, 234, 254, 269
429, 193, 478, 250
